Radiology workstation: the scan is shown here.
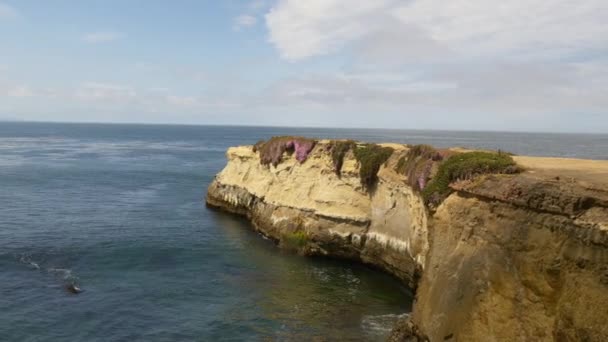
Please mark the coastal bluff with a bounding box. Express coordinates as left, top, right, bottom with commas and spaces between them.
206, 138, 608, 341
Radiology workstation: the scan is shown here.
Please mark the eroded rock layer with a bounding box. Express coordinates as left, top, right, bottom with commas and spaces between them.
413, 174, 608, 341
206, 143, 428, 289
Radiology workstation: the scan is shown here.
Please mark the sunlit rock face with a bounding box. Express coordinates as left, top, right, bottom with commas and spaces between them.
409, 175, 608, 342
206, 142, 427, 289
207, 140, 608, 341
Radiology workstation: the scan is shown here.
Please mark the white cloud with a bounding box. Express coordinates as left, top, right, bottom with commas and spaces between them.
249, 0, 266, 11
266, 1, 398, 60
260, 0, 608, 131
0, 80, 232, 114
75, 82, 136, 101
82, 31, 125, 43
394, 0, 608, 59
234, 14, 258, 30
4, 0, 607, 131
257, 58, 608, 123
166, 95, 198, 107
0, 2, 18, 18
6, 85, 33, 98
266, 0, 608, 61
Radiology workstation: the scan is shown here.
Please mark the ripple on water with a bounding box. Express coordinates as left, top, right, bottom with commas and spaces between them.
362, 313, 409, 336
0, 123, 425, 341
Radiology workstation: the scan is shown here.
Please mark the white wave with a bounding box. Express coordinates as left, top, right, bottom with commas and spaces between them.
18, 254, 41, 270
15, 253, 80, 290
361, 313, 409, 334
47, 268, 74, 280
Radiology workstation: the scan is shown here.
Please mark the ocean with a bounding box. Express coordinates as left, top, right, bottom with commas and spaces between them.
0, 122, 606, 341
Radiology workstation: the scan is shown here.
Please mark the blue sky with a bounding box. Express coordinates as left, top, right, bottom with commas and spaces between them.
1, 0, 607, 132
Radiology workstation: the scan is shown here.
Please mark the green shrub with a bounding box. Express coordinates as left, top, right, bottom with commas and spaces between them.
282, 231, 309, 250
421, 151, 519, 208
396, 156, 407, 174
330, 140, 356, 175
353, 144, 394, 190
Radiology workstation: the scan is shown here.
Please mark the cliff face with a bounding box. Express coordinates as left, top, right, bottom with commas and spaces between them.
413, 174, 608, 341
206, 143, 429, 289
206, 141, 608, 341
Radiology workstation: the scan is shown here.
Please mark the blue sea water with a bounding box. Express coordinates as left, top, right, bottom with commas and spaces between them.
0, 122, 606, 341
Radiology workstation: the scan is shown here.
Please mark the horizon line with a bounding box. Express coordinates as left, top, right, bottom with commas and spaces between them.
1, 119, 606, 135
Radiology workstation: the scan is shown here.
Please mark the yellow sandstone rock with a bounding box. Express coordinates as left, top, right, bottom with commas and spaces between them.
207, 140, 608, 341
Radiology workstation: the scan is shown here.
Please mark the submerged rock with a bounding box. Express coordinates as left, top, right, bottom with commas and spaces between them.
65, 283, 82, 294
388, 317, 428, 342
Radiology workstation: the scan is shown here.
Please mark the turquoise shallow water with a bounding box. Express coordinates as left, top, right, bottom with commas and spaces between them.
0, 122, 606, 341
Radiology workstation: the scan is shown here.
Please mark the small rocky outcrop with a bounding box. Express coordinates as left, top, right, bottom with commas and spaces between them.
388, 317, 429, 341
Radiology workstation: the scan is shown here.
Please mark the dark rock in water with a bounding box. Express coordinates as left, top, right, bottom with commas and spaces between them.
388, 317, 428, 342
65, 284, 82, 294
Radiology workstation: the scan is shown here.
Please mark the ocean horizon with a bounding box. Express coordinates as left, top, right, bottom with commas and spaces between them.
2, 119, 607, 135
1, 122, 606, 341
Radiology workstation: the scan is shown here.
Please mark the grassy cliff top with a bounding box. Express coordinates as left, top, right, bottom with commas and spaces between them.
232, 138, 608, 193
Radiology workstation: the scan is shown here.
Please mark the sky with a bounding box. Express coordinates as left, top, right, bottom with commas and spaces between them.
1, 0, 607, 132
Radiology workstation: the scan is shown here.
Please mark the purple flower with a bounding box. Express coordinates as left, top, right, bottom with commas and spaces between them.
293, 140, 315, 162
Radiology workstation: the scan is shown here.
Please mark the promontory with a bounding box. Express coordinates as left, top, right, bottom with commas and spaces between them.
206, 136, 608, 341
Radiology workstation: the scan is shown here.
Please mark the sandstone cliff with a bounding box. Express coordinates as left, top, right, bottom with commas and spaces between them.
206, 140, 608, 341
206, 142, 428, 289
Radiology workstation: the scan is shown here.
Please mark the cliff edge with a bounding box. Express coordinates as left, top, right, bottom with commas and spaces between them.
206, 138, 608, 341
206, 141, 428, 289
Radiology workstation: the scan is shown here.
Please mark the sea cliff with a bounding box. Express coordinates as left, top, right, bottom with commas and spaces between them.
206, 138, 608, 341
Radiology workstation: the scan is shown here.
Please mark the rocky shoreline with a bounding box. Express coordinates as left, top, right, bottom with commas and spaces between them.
206, 139, 608, 341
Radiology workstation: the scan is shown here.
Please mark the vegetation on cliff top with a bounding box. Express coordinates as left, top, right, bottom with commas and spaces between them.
329, 140, 394, 191
354, 144, 394, 191
254, 137, 394, 191
421, 151, 519, 208
253, 136, 317, 167
329, 140, 357, 175
396, 144, 450, 191
394, 145, 519, 208
253, 137, 517, 205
